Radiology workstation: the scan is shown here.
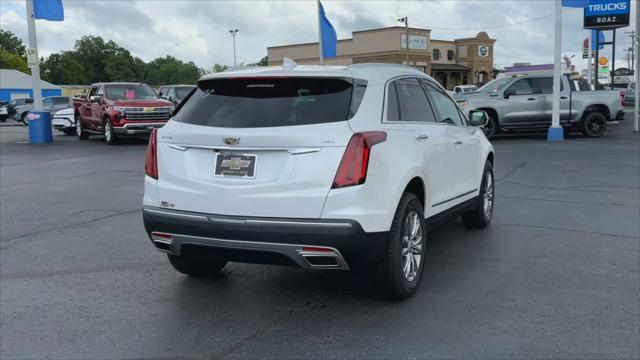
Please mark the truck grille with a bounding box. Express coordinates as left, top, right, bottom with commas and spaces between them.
123, 107, 171, 121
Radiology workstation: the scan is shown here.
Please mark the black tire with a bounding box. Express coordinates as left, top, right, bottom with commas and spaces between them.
167, 254, 227, 277
62, 128, 75, 135
562, 126, 572, 138
76, 114, 89, 140
103, 119, 118, 145
483, 112, 498, 140
376, 192, 426, 300
462, 161, 494, 229
581, 112, 607, 138
20, 112, 28, 126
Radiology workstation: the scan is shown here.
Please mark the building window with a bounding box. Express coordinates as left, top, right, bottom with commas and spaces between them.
462, 73, 468, 84
447, 50, 455, 61
432, 49, 440, 61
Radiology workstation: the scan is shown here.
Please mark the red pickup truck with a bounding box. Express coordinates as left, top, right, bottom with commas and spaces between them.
74, 82, 174, 144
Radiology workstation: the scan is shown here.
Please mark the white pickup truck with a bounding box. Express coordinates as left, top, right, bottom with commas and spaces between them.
456, 74, 624, 139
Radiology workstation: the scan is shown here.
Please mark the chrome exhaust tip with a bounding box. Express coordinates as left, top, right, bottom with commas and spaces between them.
298, 246, 348, 270
151, 232, 173, 253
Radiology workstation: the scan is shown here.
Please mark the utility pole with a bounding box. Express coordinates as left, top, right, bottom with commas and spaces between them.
229, 29, 238, 68
398, 17, 409, 65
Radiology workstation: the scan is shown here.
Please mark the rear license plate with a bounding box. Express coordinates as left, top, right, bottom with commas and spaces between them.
214, 153, 256, 178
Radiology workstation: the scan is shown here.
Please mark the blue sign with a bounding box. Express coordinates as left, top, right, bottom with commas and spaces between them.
584, 0, 630, 29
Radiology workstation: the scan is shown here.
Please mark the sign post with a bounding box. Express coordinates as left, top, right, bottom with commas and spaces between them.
25, 0, 42, 112
635, 2, 639, 132
548, 0, 564, 141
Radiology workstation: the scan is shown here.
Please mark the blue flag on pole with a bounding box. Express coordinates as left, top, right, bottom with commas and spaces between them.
561, 0, 592, 7
33, 0, 64, 21
318, 1, 337, 58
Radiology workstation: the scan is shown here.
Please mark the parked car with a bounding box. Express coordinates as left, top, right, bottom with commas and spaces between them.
6, 98, 33, 124
158, 85, 196, 106
73, 82, 174, 144
142, 63, 495, 299
51, 108, 76, 135
0, 103, 8, 122
453, 84, 478, 94
623, 82, 635, 106
8, 96, 73, 125
456, 74, 624, 138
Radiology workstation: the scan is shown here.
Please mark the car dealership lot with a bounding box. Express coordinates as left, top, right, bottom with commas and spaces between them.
1, 117, 638, 359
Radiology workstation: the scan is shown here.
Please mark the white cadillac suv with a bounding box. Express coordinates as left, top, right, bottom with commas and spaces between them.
142, 63, 495, 299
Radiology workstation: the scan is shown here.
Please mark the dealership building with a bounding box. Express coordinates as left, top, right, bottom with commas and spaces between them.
267, 26, 496, 90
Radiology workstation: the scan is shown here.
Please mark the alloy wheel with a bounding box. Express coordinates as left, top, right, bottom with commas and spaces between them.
401, 210, 423, 282
483, 171, 494, 220
104, 122, 111, 142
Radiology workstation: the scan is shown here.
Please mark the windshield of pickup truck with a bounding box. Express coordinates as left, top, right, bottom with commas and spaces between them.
477, 77, 512, 93
105, 84, 158, 100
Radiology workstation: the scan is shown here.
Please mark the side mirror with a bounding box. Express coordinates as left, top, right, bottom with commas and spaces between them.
503, 88, 515, 99
469, 110, 489, 127
89, 95, 102, 103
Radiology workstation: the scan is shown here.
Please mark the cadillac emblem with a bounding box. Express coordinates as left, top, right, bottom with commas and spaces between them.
223, 137, 240, 145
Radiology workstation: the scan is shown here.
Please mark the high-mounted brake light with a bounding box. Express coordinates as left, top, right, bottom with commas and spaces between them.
331, 131, 386, 189
145, 129, 158, 179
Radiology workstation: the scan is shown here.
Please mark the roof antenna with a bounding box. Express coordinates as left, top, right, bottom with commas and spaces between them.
282, 57, 298, 69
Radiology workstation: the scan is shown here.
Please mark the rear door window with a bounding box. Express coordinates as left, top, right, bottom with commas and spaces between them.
174, 77, 364, 128
393, 78, 436, 122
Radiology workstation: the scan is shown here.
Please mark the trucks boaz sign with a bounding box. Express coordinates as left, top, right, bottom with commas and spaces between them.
584, 0, 630, 29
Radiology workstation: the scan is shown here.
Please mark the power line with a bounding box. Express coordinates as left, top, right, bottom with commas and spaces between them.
413, 11, 559, 31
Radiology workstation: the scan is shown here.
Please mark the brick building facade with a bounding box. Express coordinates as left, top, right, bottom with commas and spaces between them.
267, 26, 496, 89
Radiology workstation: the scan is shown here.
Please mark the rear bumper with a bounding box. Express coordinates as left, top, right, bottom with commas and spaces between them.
142, 206, 387, 271
113, 122, 166, 135
614, 110, 625, 121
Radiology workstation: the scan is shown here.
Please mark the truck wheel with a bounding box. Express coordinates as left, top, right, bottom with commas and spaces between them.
76, 115, 89, 140
581, 112, 607, 138
167, 254, 227, 277
483, 114, 498, 140
376, 192, 426, 300
20, 112, 28, 126
103, 119, 118, 145
462, 161, 494, 229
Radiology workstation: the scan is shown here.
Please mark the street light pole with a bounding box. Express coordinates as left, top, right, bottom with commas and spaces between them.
229, 29, 238, 68
398, 17, 409, 65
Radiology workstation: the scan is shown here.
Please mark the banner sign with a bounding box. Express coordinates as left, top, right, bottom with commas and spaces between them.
584, 0, 630, 29
401, 34, 428, 50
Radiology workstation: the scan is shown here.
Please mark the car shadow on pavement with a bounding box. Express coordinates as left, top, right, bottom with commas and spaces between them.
168, 218, 484, 303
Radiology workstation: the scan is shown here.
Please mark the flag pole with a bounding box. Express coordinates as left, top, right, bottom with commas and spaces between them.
317, 0, 324, 65
548, 0, 563, 141
25, 0, 42, 111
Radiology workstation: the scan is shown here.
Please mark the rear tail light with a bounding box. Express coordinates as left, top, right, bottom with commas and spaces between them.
145, 129, 158, 179
331, 131, 386, 189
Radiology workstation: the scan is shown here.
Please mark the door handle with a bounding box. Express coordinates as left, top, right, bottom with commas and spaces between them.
560, 96, 568, 100
527, 97, 536, 101
454, 140, 463, 145
415, 134, 429, 140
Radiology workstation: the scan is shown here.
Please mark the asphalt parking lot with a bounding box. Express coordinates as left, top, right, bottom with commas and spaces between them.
1, 115, 639, 359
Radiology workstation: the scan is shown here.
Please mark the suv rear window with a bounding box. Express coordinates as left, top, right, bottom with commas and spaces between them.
174, 77, 365, 128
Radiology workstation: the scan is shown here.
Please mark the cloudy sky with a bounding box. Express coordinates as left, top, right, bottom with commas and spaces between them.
0, 0, 636, 71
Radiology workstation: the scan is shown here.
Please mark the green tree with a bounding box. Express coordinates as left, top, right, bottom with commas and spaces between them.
0, 30, 26, 57
212, 64, 228, 73
0, 50, 28, 73
145, 56, 201, 85
41, 52, 87, 84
